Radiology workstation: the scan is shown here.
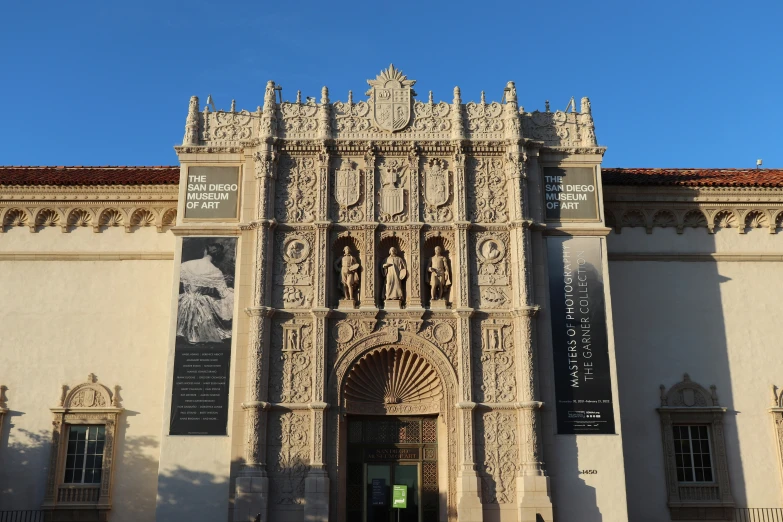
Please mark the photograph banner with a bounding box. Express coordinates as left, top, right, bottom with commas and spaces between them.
169, 237, 237, 435
547, 236, 615, 434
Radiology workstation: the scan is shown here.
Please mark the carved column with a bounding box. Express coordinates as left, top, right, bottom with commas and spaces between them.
364, 143, 376, 224
408, 225, 423, 309
361, 224, 376, 309
455, 308, 482, 522
361, 144, 377, 309
504, 83, 553, 519
235, 95, 278, 521
305, 309, 330, 522
453, 140, 481, 520
407, 144, 423, 309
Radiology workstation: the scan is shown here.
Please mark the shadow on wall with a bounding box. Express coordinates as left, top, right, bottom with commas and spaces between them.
609, 224, 746, 520
0, 407, 229, 519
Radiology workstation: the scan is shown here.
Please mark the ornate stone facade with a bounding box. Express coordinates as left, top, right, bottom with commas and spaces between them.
173, 64, 604, 522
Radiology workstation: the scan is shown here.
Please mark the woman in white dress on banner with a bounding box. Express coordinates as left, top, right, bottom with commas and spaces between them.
176, 242, 234, 344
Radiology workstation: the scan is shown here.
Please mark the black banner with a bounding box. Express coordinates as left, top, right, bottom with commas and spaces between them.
547, 237, 615, 434
170, 237, 237, 435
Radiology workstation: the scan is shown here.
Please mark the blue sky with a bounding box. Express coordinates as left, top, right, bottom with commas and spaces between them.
1, 0, 780, 168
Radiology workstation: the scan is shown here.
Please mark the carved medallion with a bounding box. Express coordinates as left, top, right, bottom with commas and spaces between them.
433, 323, 454, 344
332, 322, 355, 344
335, 163, 361, 208
282, 236, 311, 264
476, 237, 506, 286
424, 159, 449, 207
366, 64, 416, 132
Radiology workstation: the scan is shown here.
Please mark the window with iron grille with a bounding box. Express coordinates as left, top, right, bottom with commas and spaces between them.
64, 425, 106, 484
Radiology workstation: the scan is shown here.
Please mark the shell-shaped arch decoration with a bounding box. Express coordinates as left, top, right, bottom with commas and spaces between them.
344, 347, 442, 415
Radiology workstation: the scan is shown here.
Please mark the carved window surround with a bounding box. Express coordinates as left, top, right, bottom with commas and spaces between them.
604, 185, 783, 234
658, 374, 734, 521
43, 375, 122, 522
769, 386, 783, 493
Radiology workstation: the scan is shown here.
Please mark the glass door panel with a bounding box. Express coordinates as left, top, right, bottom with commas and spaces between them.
366, 464, 391, 522
393, 463, 419, 522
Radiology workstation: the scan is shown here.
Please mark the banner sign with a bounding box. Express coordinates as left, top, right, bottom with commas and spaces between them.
170, 237, 237, 435
184, 166, 240, 220
547, 236, 615, 434
543, 167, 599, 221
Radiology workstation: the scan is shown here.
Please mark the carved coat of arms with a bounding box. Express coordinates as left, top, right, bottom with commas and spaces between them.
366, 64, 416, 132
335, 164, 360, 207
380, 162, 405, 217
424, 159, 449, 207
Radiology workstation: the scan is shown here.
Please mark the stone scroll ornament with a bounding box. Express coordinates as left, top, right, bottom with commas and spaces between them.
366, 64, 416, 132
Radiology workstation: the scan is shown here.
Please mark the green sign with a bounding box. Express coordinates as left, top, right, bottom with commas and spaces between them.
392, 485, 407, 509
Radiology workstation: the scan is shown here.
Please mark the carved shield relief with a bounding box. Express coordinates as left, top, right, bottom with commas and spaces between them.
424, 161, 449, 207
366, 64, 416, 132
335, 166, 360, 207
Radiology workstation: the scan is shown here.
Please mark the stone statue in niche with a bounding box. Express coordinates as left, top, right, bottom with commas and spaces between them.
428, 246, 451, 307
382, 247, 407, 308
335, 246, 361, 307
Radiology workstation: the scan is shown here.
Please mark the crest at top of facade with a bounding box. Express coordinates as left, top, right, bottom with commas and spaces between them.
366, 64, 417, 133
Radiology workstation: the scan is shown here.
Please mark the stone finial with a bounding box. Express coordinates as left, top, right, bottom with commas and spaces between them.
264, 81, 276, 109
182, 95, 200, 146
545, 100, 550, 112
453, 86, 461, 105
505, 81, 517, 104
480, 91, 486, 104
0, 385, 7, 409
229, 99, 235, 112
581, 96, 592, 115
347, 90, 353, 104
296, 90, 302, 104
321, 86, 329, 105
428, 91, 433, 104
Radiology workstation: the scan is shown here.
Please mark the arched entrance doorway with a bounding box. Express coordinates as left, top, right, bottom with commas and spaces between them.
327, 329, 458, 522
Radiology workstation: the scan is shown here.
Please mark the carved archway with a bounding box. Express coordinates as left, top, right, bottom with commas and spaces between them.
344, 347, 443, 415
327, 328, 458, 522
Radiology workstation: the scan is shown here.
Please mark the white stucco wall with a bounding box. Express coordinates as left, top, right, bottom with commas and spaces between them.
609, 226, 783, 522
0, 226, 174, 522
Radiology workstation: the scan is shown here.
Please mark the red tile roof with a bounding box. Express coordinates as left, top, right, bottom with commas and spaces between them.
0, 166, 180, 186
603, 168, 783, 187
1, 166, 781, 188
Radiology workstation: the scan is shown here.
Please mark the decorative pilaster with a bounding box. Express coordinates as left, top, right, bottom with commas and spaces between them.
360, 224, 377, 309
455, 307, 482, 522
451, 87, 465, 142
317, 144, 331, 222
364, 143, 376, 223
408, 225, 423, 309
305, 309, 330, 522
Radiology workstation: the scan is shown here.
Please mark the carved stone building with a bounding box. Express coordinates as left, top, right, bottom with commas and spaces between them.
3, 65, 783, 522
